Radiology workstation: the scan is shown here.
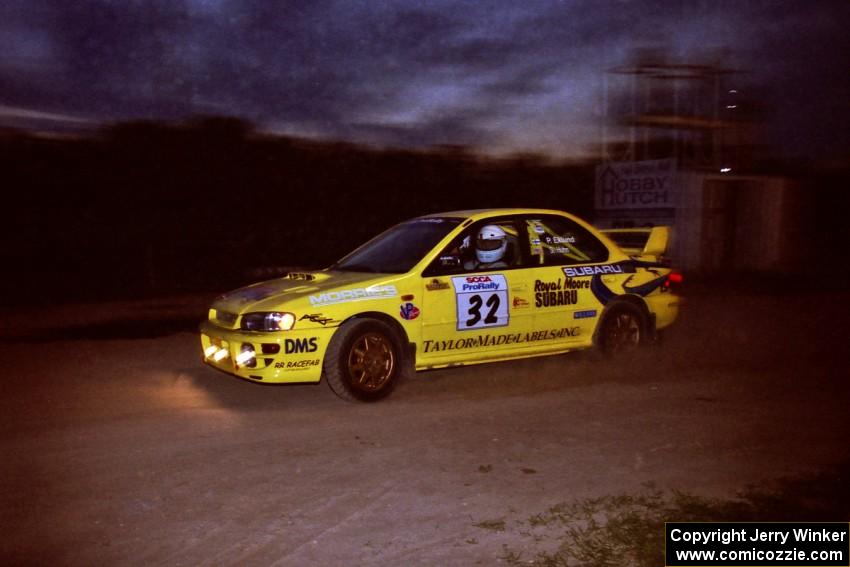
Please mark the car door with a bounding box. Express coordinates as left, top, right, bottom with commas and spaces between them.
522, 214, 613, 347
418, 217, 536, 365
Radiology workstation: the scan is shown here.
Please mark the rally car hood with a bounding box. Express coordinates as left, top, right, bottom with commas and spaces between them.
211, 270, 399, 314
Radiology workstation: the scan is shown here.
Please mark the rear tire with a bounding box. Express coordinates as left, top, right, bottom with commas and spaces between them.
597, 302, 647, 355
323, 318, 403, 402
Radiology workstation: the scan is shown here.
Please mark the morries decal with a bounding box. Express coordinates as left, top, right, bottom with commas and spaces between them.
309, 285, 397, 306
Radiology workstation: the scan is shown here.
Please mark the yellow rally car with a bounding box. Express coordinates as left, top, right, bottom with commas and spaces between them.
200, 208, 681, 401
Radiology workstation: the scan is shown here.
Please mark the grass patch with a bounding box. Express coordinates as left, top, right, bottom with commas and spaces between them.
501, 463, 850, 567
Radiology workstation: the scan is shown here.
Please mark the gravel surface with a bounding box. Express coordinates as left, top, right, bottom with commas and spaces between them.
2, 288, 848, 565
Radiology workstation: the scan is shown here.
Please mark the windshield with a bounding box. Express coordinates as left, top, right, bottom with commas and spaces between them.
332, 217, 463, 273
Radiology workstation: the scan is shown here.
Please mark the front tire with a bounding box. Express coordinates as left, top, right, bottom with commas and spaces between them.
597, 302, 647, 355
323, 318, 403, 402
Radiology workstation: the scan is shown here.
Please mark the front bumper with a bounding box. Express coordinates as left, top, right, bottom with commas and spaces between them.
199, 320, 335, 383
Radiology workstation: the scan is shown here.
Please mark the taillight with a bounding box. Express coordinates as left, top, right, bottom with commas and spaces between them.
664, 271, 683, 291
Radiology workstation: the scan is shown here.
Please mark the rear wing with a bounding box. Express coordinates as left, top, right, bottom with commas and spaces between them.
600, 226, 671, 262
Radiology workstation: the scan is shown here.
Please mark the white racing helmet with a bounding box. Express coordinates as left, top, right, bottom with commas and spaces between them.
476, 225, 507, 264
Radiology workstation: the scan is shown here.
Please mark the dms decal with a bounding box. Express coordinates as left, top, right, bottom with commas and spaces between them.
284, 337, 318, 354
309, 285, 397, 306
400, 302, 420, 320
512, 296, 530, 309
563, 262, 636, 278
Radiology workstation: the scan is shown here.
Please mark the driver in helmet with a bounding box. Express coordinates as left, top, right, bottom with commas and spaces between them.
464, 224, 509, 270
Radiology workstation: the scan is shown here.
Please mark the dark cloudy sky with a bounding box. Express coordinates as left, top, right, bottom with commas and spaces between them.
1, 0, 848, 159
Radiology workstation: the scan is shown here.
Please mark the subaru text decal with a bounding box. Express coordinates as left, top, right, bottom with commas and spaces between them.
563, 262, 636, 278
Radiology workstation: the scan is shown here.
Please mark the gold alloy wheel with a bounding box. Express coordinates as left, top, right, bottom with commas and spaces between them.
347, 332, 396, 392
605, 311, 641, 353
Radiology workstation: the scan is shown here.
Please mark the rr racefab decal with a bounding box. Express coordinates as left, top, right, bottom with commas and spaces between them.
451, 274, 509, 331
275, 359, 320, 370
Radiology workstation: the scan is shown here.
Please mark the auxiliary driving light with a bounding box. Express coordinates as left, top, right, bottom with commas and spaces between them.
235, 348, 256, 366
212, 348, 229, 362
204, 345, 218, 358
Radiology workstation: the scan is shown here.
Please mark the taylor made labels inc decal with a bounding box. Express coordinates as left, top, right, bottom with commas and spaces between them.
451, 275, 509, 330
309, 285, 397, 306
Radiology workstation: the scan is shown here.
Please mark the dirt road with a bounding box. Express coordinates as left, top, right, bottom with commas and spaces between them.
2, 287, 848, 565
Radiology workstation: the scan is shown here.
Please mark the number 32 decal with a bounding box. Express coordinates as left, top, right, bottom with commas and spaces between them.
465, 293, 500, 327
451, 275, 509, 330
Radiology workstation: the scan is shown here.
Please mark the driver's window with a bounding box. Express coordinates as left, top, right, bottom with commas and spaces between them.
425, 220, 523, 275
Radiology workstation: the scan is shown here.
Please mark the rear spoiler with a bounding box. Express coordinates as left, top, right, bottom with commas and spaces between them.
600, 226, 671, 262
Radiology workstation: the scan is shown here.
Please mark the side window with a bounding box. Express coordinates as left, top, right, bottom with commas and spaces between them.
424, 219, 525, 275
525, 216, 609, 266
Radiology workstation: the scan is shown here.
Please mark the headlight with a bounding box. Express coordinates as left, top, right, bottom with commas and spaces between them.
240, 312, 296, 331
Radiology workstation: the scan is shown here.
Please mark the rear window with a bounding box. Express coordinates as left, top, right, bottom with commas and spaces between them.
525, 216, 609, 266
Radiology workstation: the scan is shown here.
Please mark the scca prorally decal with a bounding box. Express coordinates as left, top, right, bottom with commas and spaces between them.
452, 274, 509, 331
423, 327, 579, 353
451, 275, 505, 293
309, 285, 397, 306
563, 262, 636, 278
